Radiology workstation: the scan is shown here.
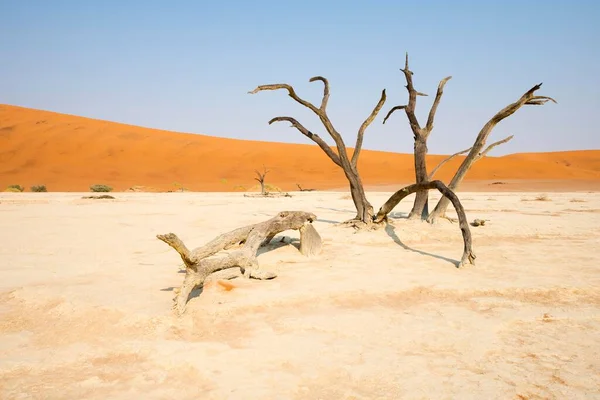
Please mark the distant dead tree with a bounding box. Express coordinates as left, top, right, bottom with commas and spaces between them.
254, 166, 270, 194
249, 77, 386, 224
383, 54, 451, 220
427, 83, 556, 223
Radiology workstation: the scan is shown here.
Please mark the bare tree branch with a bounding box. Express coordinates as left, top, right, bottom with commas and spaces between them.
269, 117, 342, 167
428, 135, 515, 180
477, 135, 514, 159
352, 89, 387, 167
382, 105, 407, 124
400, 53, 424, 133
309, 76, 330, 110
428, 147, 471, 180
249, 84, 321, 115
424, 76, 452, 136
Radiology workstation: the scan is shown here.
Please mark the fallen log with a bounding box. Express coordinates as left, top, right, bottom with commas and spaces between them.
157, 211, 322, 314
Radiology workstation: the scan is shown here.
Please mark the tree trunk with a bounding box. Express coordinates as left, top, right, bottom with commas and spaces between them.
408, 138, 429, 220
348, 173, 373, 222
157, 211, 322, 314
374, 180, 476, 267
260, 181, 265, 194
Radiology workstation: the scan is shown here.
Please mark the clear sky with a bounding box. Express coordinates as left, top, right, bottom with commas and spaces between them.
1, 0, 599, 155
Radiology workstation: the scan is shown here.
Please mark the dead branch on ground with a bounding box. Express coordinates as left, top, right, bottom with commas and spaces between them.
157, 211, 321, 314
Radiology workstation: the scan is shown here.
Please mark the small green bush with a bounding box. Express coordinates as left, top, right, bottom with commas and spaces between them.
31, 185, 48, 192
7, 184, 24, 192
90, 184, 113, 192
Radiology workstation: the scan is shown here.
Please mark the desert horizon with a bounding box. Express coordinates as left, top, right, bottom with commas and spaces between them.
1, 104, 599, 193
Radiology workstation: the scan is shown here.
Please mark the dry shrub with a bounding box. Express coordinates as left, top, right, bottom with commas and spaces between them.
6, 184, 24, 192
31, 185, 48, 192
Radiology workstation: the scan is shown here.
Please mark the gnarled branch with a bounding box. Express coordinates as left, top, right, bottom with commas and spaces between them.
309, 76, 330, 110
373, 181, 476, 267
424, 76, 452, 136
352, 89, 387, 167
269, 117, 342, 167
249, 83, 320, 115
382, 105, 407, 124
400, 53, 423, 134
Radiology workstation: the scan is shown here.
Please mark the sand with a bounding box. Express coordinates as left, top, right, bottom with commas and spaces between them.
1, 104, 599, 193
1, 190, 599, 399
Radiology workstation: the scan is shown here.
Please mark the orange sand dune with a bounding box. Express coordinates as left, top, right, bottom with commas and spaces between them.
1, 104, 599, 192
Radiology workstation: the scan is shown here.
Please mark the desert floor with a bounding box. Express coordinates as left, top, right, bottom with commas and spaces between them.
1, 190, 599, 399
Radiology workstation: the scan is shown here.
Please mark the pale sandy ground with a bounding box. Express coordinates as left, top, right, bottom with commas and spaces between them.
1, 190, 599, 399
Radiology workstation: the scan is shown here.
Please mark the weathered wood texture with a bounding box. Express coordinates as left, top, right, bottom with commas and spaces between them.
158, 211, 321, 314
374, 181, 476, 267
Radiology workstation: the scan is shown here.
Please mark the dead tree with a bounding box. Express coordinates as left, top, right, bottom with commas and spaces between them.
428, 135, 514, 180
157, 211, 322, 314
427, 84, 556, 222
254, 166, 269, 194
249, 77, 386, 224
373, 180, 476, 267
383, 54, 451, 220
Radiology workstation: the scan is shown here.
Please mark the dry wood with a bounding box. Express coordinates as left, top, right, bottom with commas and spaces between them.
374, 181, 476, 267
428, 83, 556, 222
428, 135, 514, 180
250, 77, 386, 224
157, 211, 321, 314
383, 53, 452, 220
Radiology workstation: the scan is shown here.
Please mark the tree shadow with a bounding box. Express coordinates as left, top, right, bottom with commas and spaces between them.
384, 224, 459, 267
257, 236, 300, 256
160, 285, 205, 302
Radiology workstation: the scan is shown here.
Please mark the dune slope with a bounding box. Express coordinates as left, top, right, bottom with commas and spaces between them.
1, 104, 598, 192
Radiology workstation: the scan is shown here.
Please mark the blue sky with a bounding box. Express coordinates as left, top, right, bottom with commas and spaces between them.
1, 0, 599, 154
